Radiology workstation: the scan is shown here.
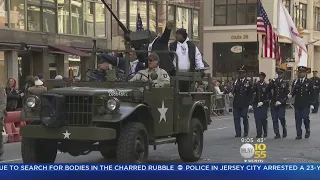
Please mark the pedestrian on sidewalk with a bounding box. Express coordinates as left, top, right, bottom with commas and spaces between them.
0, 83, 7, 161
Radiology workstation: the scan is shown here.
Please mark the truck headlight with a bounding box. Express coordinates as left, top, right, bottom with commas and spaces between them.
106, 97, 120, 111
25, 96, 40, 108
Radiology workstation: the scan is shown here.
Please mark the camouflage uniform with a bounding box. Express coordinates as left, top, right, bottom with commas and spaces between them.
0, 84, 7, 161
129, 67, 170, 87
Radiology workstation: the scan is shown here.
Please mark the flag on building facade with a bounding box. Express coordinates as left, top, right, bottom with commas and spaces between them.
277, 0, 308, 67
136, 12, 144, 31
256, 0, 278, 59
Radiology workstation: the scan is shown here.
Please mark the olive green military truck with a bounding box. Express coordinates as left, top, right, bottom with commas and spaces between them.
20, 56, 212, 164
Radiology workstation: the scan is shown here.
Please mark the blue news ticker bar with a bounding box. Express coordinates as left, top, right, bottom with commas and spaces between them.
0, 164, 320, 180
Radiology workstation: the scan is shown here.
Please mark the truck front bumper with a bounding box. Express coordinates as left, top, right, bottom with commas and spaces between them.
20, 125, 117, 141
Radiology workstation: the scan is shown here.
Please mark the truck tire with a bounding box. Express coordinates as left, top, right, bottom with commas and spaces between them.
117, 122, 149, 163
177, 118, 203, 162
99, 141, 117, 159
21, 138, 57, 163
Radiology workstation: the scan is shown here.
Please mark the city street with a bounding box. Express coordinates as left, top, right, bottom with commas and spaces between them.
2, 109, 320, 163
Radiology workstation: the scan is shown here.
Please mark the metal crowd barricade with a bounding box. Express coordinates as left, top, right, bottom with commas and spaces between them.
211, 94, 232, 116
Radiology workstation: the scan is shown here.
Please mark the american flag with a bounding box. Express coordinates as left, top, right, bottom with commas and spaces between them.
136, 13, 144, 31
257, 0, 279, 59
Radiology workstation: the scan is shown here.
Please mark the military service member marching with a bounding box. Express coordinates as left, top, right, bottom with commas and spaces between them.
229, 66, 253, 138
288, 66, 315, 140
311, 70, 320, 113
251, 72, 269, 138
268, 68, 289, 139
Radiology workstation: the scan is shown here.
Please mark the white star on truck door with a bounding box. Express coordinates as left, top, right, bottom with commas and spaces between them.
63, 130, 71, 139
158, 100, 168, 123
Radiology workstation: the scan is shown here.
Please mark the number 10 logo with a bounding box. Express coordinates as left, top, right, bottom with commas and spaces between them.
254, 143, 267, 159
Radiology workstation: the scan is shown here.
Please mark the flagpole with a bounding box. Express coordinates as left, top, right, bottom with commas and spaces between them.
256, 0, 259, 58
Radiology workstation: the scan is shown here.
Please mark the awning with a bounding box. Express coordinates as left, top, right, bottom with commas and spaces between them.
49, 45, 90, 57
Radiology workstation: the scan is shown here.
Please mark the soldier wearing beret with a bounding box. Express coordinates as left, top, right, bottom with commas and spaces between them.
288, 66, 315, 139
229, 66, 253, 137
268, 67, 289, 139
251, 72, 269, 138
310, 70, 320, 113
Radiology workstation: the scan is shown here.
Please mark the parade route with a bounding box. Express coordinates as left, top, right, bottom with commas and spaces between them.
2, 109, 320, 163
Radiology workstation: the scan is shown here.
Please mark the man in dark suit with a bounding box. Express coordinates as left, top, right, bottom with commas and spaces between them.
147, 21, 175, 76
288, 66, 315, 139
229, 66, 253, 137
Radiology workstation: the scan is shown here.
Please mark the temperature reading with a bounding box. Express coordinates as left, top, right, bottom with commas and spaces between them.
257, 138, 265, 143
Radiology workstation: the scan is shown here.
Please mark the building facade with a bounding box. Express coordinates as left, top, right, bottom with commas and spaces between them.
0, 0, 200, 87
203, 0, 320, 81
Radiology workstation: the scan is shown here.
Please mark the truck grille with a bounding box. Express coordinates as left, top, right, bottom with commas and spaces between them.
65, 96, 93, 126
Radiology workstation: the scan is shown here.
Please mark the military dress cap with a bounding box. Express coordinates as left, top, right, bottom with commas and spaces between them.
97, 53, 117, 64
259, 72, 266, 77
298, 66, 307, 72
147, 52, 160, 61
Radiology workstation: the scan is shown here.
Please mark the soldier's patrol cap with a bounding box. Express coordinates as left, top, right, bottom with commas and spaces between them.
147, 53, 160, 61
258, 72, 266, 77
298, 66, 307, 72
238, 65, 247, 72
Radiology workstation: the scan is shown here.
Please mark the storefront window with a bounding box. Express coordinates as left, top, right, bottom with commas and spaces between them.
294, 3, 307, 29
129, 1, 146, 31
10, 0, 25, 29
27, 5, 41, 31
0, 52, 5, 85
43, 8, 56, 32
71, 0, 83, 35
84, 1, 94, 36
69, 55, 81, 80
95, 2, 105, 37
58, 0, 71, 34
149, 1, 157, 33
176, 7, 191, 35
193, 10, 199, 39
0, 0, 8, 28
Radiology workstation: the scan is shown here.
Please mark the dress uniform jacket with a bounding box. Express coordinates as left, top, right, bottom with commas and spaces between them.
251, 81, 270, 107
129, 67, 170, 87
268, 78, 290, 106
291, 78, 314, 108
311, 76, 320, 91
232, 78, 253, 108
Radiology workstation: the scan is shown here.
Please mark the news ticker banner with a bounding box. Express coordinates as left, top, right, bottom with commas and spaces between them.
1, 164, 320, 180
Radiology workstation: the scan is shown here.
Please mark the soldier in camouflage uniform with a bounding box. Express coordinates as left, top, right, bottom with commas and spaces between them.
0, 83, 7, 161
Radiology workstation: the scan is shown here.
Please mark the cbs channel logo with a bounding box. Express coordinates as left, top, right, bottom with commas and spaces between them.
240, 143, 267, 159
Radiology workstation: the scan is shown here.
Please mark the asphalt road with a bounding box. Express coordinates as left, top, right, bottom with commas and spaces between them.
2, 109, 320, 164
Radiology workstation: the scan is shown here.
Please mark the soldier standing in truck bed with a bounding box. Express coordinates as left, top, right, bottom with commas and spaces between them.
229, 66, 253, 138
268, 68, 289, 139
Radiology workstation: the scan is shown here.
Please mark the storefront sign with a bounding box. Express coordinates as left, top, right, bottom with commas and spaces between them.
231, 35, 249, 40
230, 46, 243, 53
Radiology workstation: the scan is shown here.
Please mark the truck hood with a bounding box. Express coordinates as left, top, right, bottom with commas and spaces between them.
48, 87, 140, 96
